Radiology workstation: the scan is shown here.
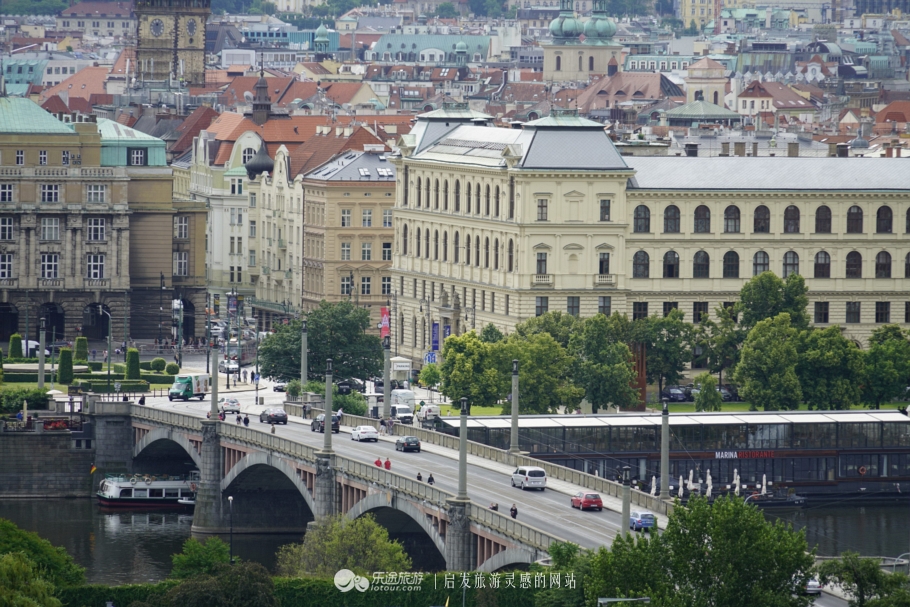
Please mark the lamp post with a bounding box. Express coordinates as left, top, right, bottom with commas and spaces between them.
159, 272, 165, 351
205, 295, 211, 375
509, 359, 519, 453
227, 495, 234, 565
301, 318, 308, 392
38, 317, 46, 388
382, 335, 391, 421
457, 397, 469, 501
621, 465, 631, 538
660, 399, 670, 499
98, 306, 113, 392
323, 359, 333, 453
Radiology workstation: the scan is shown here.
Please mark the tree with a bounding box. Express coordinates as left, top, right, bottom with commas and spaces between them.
57, 348, 74, 385
418, 362, 441, 389
868, 324, 908, 346
258, 302, 381, 383
587, 496, 815, 607
74, 337, 88, 362
126, 348, 141, 380
505, 333, 583, 414
795, 326, 864, 410
0, 519, 84, 587
334, 390, 367, 417
733, 313, 802, 411
170, 537, 231, 579
151, 357, 167, 372
0, 552, 62, 607
440, 331, 508, 411
693, 372, 722, 411
286, 379, 302, 399
863, 336, 910, 408
817, 552, 910, 607
137, 561, 277, 607
165, 362, 180, 375
434, 1, 458, 17
479, 323, 504, 343
9, 334, 23, 359
569, 314, 639, 413
534, 543, 592, 607
635, 308, 692, 395
515, 311, 582, 349
275, 514, 410, 578
694, 305, 745, 386
738, 272, 809, 331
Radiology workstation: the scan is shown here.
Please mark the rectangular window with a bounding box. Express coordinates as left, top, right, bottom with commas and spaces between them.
229, 266, 234, 282
237, 211, 243, 226
229, 237, 235, 255
633, 302, 649, 320
40, 217, 60, 240
15, 151, 23, 165
362, 209, 372, 227
341, 275, 352, 295
663, 302, 678, 317
249, 193, 257, 208
535, 296, 549, 316
41, 184, 60, 203
249, 221, 257, 238
599, 199, 611, 221
249, 250, 256, 266
0, 184, 13, 202
598, 296, 611, 316
876, 302, 890, 323
173, 251, 188, 276
598, 252, 610, 275
906, 302, 910, 324
341, 242, 351, 261
0, 253, 12, 278
536, 252, 547, 274
846, 302, 861, 324
129, 149, 146, 166
86, 184, 106, 203
814, 302, 829, 324
230, 208, 236, 225
382, 276, 391, 295
382, 242, 392, 261
567, 296, 580, 317
39, 150, 47, 165
341, 209, 351, 227
237, 237, 242, 254
86, 254, 105, 279
693, 302, 708, 323
537, 199, 548, 221
230, 178, 242, 195
87, 217, 105, 241
40, 253, 58, 278
361, 276, 371, 295
383, 209, 393, 227
62, 151, 70, 165
0, 217, 13, 240
361, 242, 372, 261
174, 216, 188, 239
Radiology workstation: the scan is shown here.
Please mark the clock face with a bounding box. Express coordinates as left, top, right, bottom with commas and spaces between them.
150, 18, 164, 37
186, 18, 197, 36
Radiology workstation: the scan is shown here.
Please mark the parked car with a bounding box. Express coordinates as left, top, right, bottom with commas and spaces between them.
311, 413, 340, 434
219, 398, 241, 414
273, 381, 288, 392
395, 436, 421, 452
685, 386, 701, 402
717, 387, 734, 402
259, 408, 288, 424
345, 378, 366, 393
803, 578, 822, 595
511, 466, 547, 491
218, 360, 239, 374
630, 510, 655, 531
352, 425, 379, 442
570, 492, 603, 511
722, 384, 741, 401
660, 388, 687, 402
335, 382, 352, 396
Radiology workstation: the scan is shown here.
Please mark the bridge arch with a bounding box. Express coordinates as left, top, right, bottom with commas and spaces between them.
133, 427, 202, 470
346, 491, 446, 558
220, 451, 316, 515
476, 547, 540, 573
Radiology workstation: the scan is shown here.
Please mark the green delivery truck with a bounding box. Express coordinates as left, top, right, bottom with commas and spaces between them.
168, 374, 210, 401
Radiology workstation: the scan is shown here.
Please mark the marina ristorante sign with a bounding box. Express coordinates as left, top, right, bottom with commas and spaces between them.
714, 451, 776, 459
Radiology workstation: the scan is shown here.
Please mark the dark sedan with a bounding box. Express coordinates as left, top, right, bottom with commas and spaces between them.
311, 413, 340, 434
259, 408, 288, 425
660, 388, 687, 402
395, 436, 421, 453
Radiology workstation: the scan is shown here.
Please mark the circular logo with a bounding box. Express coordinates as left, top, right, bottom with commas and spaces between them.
334, 569, 369, 593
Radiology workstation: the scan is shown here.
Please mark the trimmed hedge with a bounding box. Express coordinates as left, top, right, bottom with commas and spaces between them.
77, 380, 149, 393
126, 348, 140, 380
113, 363, 126, 374
74, 373, 125, 381
142, 373, 177, 385
58, 348, 74, 384
165, 363, 180, 375
151, 357, 167, 372
139, 361, 152, 371
57, 581, 178, 607
8, 334, 22, 359
2, 373, 40, 382
74, 337, 88, 362
5, 358, 40, 364
86, 362, 103, 372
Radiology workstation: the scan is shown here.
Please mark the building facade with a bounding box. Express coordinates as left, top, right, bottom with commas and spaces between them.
56, 1, 136, 39
389, 104, 910, 368
135, 0, 210, 85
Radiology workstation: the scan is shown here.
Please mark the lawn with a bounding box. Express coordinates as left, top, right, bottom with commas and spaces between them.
0, 382, 70, 392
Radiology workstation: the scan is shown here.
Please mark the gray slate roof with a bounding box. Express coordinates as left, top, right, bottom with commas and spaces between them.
305, 150, 396, 182
627, 157, 910, 191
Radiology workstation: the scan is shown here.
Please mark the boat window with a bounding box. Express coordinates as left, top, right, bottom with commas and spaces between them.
119, 488, 132, 498
165, 489, 179, 498
149, 488, 164, 498
180, 489, 195, 497
134, 488, 148, 497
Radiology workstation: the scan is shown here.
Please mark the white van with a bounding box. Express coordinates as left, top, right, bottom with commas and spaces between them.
391, 389, 416, 408
417, 405, 441, 421
511, 466, 547, 491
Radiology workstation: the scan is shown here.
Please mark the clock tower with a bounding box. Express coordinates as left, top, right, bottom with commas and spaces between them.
135, 0, 210, 86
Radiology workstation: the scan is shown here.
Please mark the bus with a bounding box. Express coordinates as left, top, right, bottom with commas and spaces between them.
223, 338, 256, 367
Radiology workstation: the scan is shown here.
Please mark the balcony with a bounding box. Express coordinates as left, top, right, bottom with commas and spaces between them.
261, 266, 271, 275
278, 239, 286, 249
532, 274, 553, 287
285, 270, 293, 279
35, 168, 69, 177
38, 278, 64, 288
0, 278, 17, 288
85, 278, 110, 288
594, 274, 616, 287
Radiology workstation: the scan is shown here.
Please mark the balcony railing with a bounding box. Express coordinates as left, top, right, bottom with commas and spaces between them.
285, 270, 293, 279
278, 239, 286, 249
261, 266, 271, 275
0, 278, 17, 287
532, 274, 552, 286
38, 278, 64, 288
594, 274, 616, 286
85, 278, 110, 288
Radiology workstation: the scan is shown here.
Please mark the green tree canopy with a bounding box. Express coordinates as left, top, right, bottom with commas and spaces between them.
133, 561, 277, 607
635, 308, 692, 394
795, 326, 864, 410
737, 272, 809, 330
733, 313, 802, 411
418, 362, 441, 388
479, 323, 505, 343
0, 518, 84, 587
862, 335, 910, 409
434, 1, 458, 17
693, 372, 723, 412
505, 332, 582, 414
0, 552, 62, 607
440, 331, 508, 411
515, 311, 582, 349
275, 514, 410, 578
868, 324, 908, 346
170, 537, 231, 579
568, 314, 639, 413
817, 551, 910, 607
693, 304, 745, 385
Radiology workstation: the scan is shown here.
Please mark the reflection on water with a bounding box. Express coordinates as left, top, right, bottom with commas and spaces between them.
0, 499, 303, 585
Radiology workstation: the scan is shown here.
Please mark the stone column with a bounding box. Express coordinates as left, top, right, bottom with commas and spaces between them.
444, 500, 473, 571
457, 397, 468, 500
659, 400, 669, 499
301, 319, 308, 390
621, 466, 631, 538
323, 359, 333, 453
210, 345, 219, 419
509, 360, 519, 454
312, 452, 337, 521
38, 318, 46, 388
191, 420, 224, 532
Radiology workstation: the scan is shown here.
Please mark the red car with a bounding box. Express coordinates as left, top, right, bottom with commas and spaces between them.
570, 492, 603, 511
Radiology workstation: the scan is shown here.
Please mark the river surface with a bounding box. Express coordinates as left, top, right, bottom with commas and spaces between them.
0, 498, 907, 584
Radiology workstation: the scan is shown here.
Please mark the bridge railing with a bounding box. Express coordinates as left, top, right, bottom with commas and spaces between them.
220, 423, 319, 461
131, 406, 202, 431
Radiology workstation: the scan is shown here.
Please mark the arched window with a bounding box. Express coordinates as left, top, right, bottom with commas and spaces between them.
784, 206, 800, 233
589, 56, 594, 71
693, 251, 710, 278
846, 251, 862, 278
876, 206, 893, 233
454, 232, 460, 263
242, 147, 255, 163
633, 205, 651, 232
754, 206, 770, 233
454, 180, 460, 212
694, 205, 711, 233
783, 251, 799, 277
485, 185, 491, 215
416, 178, 422, 207
508, 240, 514, 272
475, 236, 480, 267
814, 252, 830, 278
664, 205, 680, 233
465, 182, 472, 212
475, 184, 481, 214
847, 206, 863, 233
425, 229, 430, 259
442, 231, 448, 262
415, 227, 421, 257
556, 56, 561, 71
663, 251, 680, 278
465, 232, 470, 265
723, 251, 739, 278
443, 180, 449, 211
433, 230, 439, 260
412, 317, 417, 347
724, 206, 740, 233
494, 186, 500, 217
633, 251, 650, 278
875, 251, 892, 278
753, 251, 769, 275
815, 205, 832, 233
484, 237, 490, 268
434, 179, 439, 209
402, 224, 409, 255
425, 178, 430, 208
494, 238, 499, 269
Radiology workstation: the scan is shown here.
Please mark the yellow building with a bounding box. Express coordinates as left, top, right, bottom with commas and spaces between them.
680, 0, 716, 29
135, 0, 210, 85
542, 0, 622, 83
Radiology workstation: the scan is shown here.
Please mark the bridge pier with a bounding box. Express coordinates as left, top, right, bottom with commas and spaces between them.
313, 453, 337, 520
444, 499, 474, 571
192, 420, 226, 533
88, 396, 135, 488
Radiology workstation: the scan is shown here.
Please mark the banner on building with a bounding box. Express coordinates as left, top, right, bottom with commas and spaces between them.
431, 322, 439, 352
380, 307, 390, 339
443, 324, 451, 339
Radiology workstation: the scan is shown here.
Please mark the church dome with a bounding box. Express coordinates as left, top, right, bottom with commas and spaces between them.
245, 143, 274, 179
584, 17, 602, 39
596, 17, 616, 38
850, 135, 869, 149
550, 14, 581, 39
455, 40, 467, 52
314, 23, 329, 43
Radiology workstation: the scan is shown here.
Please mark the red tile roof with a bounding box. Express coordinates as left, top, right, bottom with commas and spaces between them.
170, 106, 220, 155
290, 125, 387, 177
61, 1, 134, 17
40, 66, 110, 102
875, 100, 910, 123
41, 95, 70, 114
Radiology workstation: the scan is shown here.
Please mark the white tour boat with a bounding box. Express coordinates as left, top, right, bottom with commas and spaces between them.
97, 471, 199, 508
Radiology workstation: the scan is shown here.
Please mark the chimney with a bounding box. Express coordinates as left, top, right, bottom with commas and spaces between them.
884, 141, 893, 157
787, 141, 799, 157
752, 141, 759, 157
336, 126, 343, 137
685, 143, 699, 157
720, 141, 730, 156
827, 142, 838, 157
893, 139, 901, 157
734, 141, 746, 157
836, 143, 850, 157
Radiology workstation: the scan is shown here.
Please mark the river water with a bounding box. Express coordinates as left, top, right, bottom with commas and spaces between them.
0, 498, 907, 584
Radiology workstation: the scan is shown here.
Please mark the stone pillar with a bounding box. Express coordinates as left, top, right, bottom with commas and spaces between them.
509, 360, 519, 454
444, 499, 473, 571
209, 343, 219, 418
621, 466, 631, 538
301, 319, 308, 390
312, 453, 337, 520
87, 398, 133, 490
382, 336, 391, 421
38, 318, 46, 388
191, 420, 224, 532
323, 359, 333, 453
659, 400, 670, 499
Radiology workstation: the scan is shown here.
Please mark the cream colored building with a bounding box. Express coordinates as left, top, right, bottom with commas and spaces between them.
389, 104, 910, 368
542, 0, 622, 83
680, 0, 716, 28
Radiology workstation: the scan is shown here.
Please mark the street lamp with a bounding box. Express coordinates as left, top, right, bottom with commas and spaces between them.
159, 272, 165, 350
98, 306, 113, 392
227, 495, 234, 565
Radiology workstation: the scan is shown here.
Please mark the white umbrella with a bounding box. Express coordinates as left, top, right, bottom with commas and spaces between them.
735, 479, 741, 496
687, 469, 694, 491
678, 476, 684, 498
761, 474, 768, 496
650, 476, 657, 496
706, 483, 712, 499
